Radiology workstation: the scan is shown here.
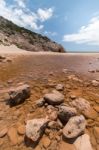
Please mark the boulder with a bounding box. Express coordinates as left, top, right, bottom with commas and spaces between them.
26, 118, 49, 142
44, 90, 64, 105
58, 106, 77, 124
8, 84, 30, 106
63, 115, 86, 139
74, 134, 93, 150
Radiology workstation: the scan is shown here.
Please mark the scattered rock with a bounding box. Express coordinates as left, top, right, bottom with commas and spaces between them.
49, 111, 58, 121
83, 107, 98, 119
58, 106, 77, 124
8, 84, 30, 106
0, 127, 8, 138
56, 84, 64, 91
7, 127, 18, 145
63, 115, 86, 139
17, 124, 25, 135
92, 80, 99, 87
26, 118, 49, 142
36, 98, 45, 107
74, 134, 93, 150
71, 97, 91, 113
88, 69, 95, 73
44, 90, 64, 105
42, 136, 51, 148
48, 121, 62, 130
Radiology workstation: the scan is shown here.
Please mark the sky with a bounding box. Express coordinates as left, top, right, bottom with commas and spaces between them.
0, 0, 99, 52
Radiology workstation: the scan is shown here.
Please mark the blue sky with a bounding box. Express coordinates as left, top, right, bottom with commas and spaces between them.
0, 0, 99, 52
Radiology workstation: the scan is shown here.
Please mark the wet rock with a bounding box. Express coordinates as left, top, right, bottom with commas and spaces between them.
88, 69, 95, 73
8, 84, 30, 106
74, 134, 93, 150
44, 90, 64, 105
56, 84, 64, 91
26, 118, 49, 142
71, 97, 91, 113
63, 115, 86, 139
7, 127, 18, 145
83, 107, 98, 120
48, 121, 63, 130
42, 136, 51, 148
58, 106, 77, 124
93, 127, 99, 144
92, 80, 99, 87
0, 127, 8, 138
17, 124, 25, 135
49, 111, 58, 121
93, 105, 99, 113
36, 98, 45, 107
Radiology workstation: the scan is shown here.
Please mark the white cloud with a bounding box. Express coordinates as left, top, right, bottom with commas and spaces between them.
14, 0, 26, 8
37, 8, 54, 22
63, 16, 99, 45
44, 31, 57, 36
0, 0, 54, 31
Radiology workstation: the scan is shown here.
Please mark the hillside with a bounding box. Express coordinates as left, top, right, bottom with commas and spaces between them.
0, 16, 65, 53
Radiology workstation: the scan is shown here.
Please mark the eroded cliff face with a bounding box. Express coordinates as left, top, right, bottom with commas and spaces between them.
0, 16, 65, 53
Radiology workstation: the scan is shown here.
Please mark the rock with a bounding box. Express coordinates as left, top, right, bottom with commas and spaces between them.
63, 115, 86, 139
62, 68, 68, 73
48, 121, 63, 130
8, 84, 30, 106
71, 97, 91, 113
44, 90, 64, 105
36, 98, 45, 107
58, 106, 77, 124
0, 127, 8, 138
26, 118, 49, 142
92, 80, 99, 87
70, 95, 76, 100
42, 136, 51, 148
93, 127, 99, 144
82, 107, 98, 119
56, 84, 64, 91
7, 127, 18, 145
74, 134, 93, 150
88, 69, 95, 73
17, 124, 25, 135
49, 111, 58, 121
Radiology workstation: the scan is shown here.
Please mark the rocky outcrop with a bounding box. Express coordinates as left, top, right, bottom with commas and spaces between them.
0, 16, 65, 53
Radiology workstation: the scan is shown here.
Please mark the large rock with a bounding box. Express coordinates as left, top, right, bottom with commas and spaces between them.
44, 90, 64, 105
8, 84, 30, 106
74, 134, 93, 150
63, 115, 86, 139
58, 106, 77, 124
26, 118, 49, 142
